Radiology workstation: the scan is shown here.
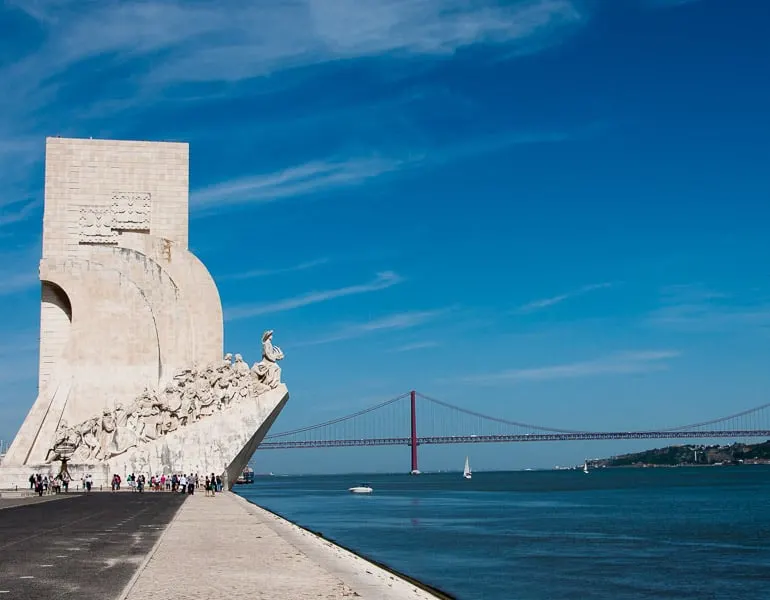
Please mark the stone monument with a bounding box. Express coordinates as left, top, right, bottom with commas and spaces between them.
0, 137, 289, 489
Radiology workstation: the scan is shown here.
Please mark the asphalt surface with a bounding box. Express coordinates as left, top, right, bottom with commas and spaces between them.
0, 495, 75, 511
0, 492, 186, 599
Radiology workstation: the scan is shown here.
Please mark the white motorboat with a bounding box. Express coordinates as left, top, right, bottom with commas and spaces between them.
463, 456, 472, 480
583, 460, 589, 474
349, 483, 373, 494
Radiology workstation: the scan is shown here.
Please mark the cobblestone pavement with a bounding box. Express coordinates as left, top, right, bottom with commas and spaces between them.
123, 492, 442, 600
0, 492, 185, 599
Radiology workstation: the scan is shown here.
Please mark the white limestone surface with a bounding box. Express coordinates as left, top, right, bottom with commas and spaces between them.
122, 492, 444, 600
107, 384, 289, 484
0, 137, 290, 490
4, 137, 225, 469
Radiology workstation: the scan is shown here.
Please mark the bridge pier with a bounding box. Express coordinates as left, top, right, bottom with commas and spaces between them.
410, 390, 420, 475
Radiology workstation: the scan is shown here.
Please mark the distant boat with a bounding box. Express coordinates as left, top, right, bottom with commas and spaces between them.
410, 469, 421, 475
349, 483, 373, 494
463, 456, 472, 480
583, 460, 589, 474
234, 466, 255, 484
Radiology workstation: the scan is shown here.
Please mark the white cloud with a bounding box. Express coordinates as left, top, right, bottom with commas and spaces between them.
298, 309, 449, 346
388, 340, 441, 352
192, 157, 405, 210
516, 282, 613, 313
0, 138, 42, 212
460, 350, 680, 384
6, 0, 584, 90
648, 285, 770, 332
192, 125, 587, 211
0, 0, 591, 221
0, 198, 42, 227
218, 258, 329, 281
225, 271, 403, 320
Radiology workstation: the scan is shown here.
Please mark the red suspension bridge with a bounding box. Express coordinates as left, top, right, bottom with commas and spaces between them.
257, 391, 770, 472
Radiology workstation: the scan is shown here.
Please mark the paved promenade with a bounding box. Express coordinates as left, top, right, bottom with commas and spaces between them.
0, 492, 184, 599
123, 491, 444, 600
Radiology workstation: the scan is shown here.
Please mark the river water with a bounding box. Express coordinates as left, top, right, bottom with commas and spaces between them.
236, 467, 770, 599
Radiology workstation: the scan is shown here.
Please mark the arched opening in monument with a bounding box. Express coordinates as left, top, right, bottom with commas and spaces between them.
39, 281, 73, 390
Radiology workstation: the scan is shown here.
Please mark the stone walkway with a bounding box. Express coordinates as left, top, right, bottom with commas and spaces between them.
122, 492, 444, 600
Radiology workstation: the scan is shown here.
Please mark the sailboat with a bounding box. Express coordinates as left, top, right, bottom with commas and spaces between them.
463, 456, 472, 480
583, 460, 589, 474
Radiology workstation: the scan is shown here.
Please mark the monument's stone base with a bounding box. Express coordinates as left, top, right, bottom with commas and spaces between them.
0, 384, 288, 490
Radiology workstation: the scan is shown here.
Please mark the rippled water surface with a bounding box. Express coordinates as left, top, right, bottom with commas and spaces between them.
236, 467, 770, 599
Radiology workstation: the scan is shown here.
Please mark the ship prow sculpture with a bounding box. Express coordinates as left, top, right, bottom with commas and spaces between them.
0, 137, 288, 489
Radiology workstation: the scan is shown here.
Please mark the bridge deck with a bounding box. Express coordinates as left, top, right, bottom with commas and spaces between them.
259, 430, 770, 449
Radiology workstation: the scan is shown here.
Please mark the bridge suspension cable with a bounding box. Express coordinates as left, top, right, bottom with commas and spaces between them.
415, 392, 585, 434
661, 401, 770, 432
258, 390, 770, 459
263, 392, 411, 439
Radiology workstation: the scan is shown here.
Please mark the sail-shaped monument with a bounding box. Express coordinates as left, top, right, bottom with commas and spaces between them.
0, 137, 288, 489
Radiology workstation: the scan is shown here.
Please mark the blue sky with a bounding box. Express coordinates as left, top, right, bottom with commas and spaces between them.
1, 0, 770, 473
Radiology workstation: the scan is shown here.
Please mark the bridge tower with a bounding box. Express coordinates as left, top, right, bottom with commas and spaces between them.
410, 390, 420, 474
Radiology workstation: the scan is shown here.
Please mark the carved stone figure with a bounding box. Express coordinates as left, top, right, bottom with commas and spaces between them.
97, 409, 116, 460
46, 339, 285, 465
163, 383, 182, 414
74, 418, 99, 461
47, 420, 79, 462
253, 330, 284, 389
233, 354, 249, 375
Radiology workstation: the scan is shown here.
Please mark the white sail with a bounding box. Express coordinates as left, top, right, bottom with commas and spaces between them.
463, 456, 472, 479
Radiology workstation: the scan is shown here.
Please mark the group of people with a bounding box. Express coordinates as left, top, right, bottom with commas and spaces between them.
119, 472, 224, 495
28, 472, 93, 495
28, 473, 64, 496
28, 471, 225, 495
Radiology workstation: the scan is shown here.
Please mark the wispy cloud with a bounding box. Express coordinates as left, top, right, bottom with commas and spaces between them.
218, 258, 329, 281
192, 125, 587, 212
225, 271, 403, 320
6, 0, 585, 93
647, 284, 770, 332
460, 350, 680, 384
298, 308, 450, 346
0, 198, 42, 227
516, 282, 613, 313
192, 157, 406, 210
389, 341, 441, 353
0, 0, 589, 221
0, 138, 42, 213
